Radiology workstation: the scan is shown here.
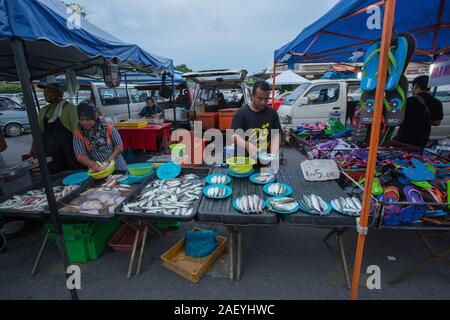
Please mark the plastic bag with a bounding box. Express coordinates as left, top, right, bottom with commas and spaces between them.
184, 229, 218, 258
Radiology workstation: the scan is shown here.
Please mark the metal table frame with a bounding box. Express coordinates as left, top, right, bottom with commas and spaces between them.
377, 202, 450, 286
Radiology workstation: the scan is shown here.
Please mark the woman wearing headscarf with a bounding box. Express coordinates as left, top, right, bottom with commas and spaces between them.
73, 102, 127, 172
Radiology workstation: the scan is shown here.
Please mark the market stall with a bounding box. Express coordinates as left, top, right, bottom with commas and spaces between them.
115, 167, 210, 278
273, 0, 450, 299
0, 0, 173, 299
195, 166, 372, 286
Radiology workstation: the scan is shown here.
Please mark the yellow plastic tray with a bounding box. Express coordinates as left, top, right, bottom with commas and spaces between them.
115, 121, 148, 128
161, 233, 227, 283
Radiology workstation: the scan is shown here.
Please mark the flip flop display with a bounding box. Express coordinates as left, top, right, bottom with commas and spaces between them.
359, 91, 375, 124
384, 75, 409, 126
361, 41, 381, 92
385, 36, 409, 92
403, 158, 436, 181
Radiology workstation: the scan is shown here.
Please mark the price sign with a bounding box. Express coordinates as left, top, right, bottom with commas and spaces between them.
301, 159, 340, 181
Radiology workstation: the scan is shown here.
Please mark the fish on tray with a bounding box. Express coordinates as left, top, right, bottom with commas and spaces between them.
331, 197, 362, 216
235, 194, 264, 214
268, 197, 298, 212
207, 186, 227, 198
253, 173, 275, 183
298, 194, 330, 216
210, 175, 228, 184
0, 185, 79, 211
267, 183, 287, 195
122, 174, 203, 216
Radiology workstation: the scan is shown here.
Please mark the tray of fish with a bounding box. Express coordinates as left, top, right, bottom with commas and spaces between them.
56, 174, 141, 220
116, 168, 211, 221
205, 174, 231, 185
298, 194, 331, 216
330, 197, 362, 217
232, 194, 265, 214
203, 184, 232, 199
0, 171, 91, 218
249, 172, 276, 185
266, 197, 300, 214
263, 183, 293, 196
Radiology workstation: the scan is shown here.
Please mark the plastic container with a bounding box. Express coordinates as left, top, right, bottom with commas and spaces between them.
45, 219, 121, 263
154, 221, 182, 230
88, 160, 115, 180
169, 144, 186, 164
115, 121, 148, 128
127, 163, 155, 176
108, 224, 144, 252
172, 131, 206, 166
226, 157, 256, 173
198, 112, 218, 130
218, 108, 238, 131
161, 232, 227, 283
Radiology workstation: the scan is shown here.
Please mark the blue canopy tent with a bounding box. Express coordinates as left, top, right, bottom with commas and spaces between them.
0, 0, 173, 80
0, 0, 174, 300
274, 0, 449, 66
274, 0, 450, 300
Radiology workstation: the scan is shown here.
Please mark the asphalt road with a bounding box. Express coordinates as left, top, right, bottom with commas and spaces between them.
1, 133, 32, 165
0, 141, 449, 300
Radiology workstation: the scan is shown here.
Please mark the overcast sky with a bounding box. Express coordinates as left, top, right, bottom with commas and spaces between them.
74, 0, 339, 74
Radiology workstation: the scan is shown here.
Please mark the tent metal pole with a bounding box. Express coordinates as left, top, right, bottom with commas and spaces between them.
10, 39, 79, 300
272, 62, 276, 106
125, 73, 131, 119
172, 74, 177, 125
350, 0, 397, 300
31, 83, 40, 110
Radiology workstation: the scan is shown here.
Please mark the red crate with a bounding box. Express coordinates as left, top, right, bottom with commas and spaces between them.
109, 224, 144, 252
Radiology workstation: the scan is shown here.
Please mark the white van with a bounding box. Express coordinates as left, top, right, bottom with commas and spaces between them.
277, 79, 361, 127
277, 79, 450, 140
88, 83, 149, 122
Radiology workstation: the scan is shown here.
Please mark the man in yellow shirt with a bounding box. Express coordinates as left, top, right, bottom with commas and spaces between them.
35, 83, 81, 174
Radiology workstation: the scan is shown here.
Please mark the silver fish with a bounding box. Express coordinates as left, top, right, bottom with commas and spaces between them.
269, 197, 298, 212
241, 195, 249, 214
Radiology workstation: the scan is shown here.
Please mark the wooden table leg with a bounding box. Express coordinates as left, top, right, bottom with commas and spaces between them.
336, 229, 351, 289
32, 229, 49, 276
229, 228, 234, 283
127, 221, 141, 279
236, 228, 242, 281
136, 224, 149, 276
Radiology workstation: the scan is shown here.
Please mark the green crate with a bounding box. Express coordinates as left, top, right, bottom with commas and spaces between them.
154, 221, 182, 230
46, 219, 121, 263
44, 219, 102, 237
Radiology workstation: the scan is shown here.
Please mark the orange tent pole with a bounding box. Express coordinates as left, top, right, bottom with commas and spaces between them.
350, 0, 397, 300
272, 62, 277, 106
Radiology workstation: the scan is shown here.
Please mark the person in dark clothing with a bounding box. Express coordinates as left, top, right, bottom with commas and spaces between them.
393, 75, 443, 148
231, 81, 281, 158
139, 97, 163, 118
34, 83, 81, 174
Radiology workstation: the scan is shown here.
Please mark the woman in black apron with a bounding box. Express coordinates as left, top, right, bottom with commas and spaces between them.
42, 105, 81, 174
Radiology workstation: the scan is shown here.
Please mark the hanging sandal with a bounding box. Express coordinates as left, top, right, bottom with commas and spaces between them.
384, 75, 409, 126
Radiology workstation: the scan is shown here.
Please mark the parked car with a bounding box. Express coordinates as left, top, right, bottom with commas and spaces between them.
0, 97, 30, 137
182, 69, 250, 127
268, 91, 292, 111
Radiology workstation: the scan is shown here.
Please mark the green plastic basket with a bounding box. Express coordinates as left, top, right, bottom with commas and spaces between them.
45, 219, 121, 263
154, 221, 182, 230
44, 220, 102, 236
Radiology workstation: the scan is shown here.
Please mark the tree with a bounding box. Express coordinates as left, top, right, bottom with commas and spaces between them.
175, 64, 193, 73
0, 82, 22, 94
62, 1, 86, 17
